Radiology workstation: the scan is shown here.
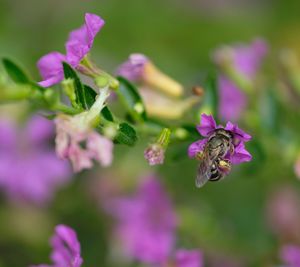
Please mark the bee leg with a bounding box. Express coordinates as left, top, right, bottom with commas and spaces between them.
229, 143, 235, 155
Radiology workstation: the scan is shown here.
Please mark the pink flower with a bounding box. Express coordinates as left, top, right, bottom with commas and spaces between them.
107, 175, 177, 264
280, 245, 300, 267
116, 53, 183, 97
144, 144, 165, 166
174, 249, 203, 267
0, 116, 70, 205
116, 53, 149, 81
37, 13, 105, 87
188, 113, 252, 164
266, 186, 300, 241
55, 114, 113, 172
31, 224, 83, 267
213, 38, 268, 121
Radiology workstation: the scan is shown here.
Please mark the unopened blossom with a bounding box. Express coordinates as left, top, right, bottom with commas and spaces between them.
174, 249, 203, 267
31, 224, 83, 267
144, 128, 171, 166
139, 88, 200, 120
213, 38, 268, 121
55, 86, 113, 172
144, 144, 165, 165
37, 13, 105, 87
188, 113, 252, 164
280, 245, 300, 267
107, 175, 177, 264
0, 116, 70, 205
117, 53, 183, 97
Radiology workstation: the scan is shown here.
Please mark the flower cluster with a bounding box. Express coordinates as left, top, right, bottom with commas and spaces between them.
55, 113, 113, 173
0, 116, 70, 205
106, 175, 203, 267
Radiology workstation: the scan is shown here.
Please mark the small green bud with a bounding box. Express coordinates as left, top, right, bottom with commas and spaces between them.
95, 76, 109, 88
62, 79, 80, 108
44, 88, 58, 106
134, 102, 144, 114
174, 128, 188, 140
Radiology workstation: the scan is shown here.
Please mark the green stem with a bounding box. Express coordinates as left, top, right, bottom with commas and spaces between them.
0, 85, 32, 102
52, 103, 81, 115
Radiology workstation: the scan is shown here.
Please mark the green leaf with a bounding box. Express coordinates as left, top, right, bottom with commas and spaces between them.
63, 62, 86, 109
2, 58, 31, 84
115, 122, 138, 146
101, 106, 114, 122
116, 76, 147, 122
83, 84, 97, 109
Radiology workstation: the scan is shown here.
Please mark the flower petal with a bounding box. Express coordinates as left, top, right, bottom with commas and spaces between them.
233, 38, 268, 79
37, 52, 66, 87
175, 249, 203, 267
87, 132, 113, 167
26, 116, 54, 145
188, 139, 207, 158
85, 13, 105, 44
225, 121, 251, 142
196, 114, 217, 137
230, 142, 252, 164
116, 53, 149, 81
280, 245, 300, 267
218, 76, 247, 122
66, 13, 104, 66
50, 225, 83, 267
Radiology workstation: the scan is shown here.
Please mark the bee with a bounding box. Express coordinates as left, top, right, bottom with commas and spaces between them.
195, 129, 234, 188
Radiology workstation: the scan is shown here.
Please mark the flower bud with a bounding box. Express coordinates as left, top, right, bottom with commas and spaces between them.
144, 128, 171, 166
117, 53, 183, 97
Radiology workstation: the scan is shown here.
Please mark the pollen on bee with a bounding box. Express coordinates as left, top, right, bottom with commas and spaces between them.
196, 151, 204, 160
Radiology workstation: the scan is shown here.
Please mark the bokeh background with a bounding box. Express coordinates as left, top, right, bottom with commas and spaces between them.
1, 0, 300, 266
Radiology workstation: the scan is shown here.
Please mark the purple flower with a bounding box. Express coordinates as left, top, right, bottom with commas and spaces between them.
214, 38, 268, 121
144, 128, 171, 166
174, 249, 203, 267
218, 76, 247, 122
31, 224, 83, 267
280, 245, 300, 267
144, 144, 165, 166
116, 53, 149, 81
116, 54, 183, 97
37, 13, 105, 87
188, 114, 252, 164
108, 175, 177, 264
266, 186, 300, 241
0, 116, 70, 205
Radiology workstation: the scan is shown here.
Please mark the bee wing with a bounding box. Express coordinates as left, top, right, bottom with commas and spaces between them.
195, 154, 212, 188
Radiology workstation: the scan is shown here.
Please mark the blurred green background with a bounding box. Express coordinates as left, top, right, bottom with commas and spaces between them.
1, 0, 300, 266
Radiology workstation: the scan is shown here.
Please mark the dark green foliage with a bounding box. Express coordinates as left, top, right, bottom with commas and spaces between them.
116, 76, 147, 122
